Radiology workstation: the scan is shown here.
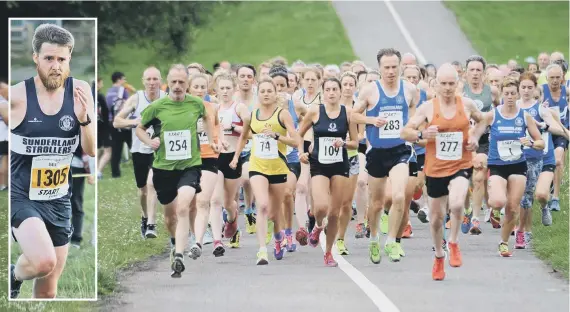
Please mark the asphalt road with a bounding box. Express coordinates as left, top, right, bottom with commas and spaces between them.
332, 0, 477, 67
103, 214, 568, 312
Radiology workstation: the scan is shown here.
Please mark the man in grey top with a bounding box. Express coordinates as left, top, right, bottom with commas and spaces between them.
462, 55, 499, 235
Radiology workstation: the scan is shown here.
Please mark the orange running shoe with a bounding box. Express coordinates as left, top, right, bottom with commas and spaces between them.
432, 257, 446, 281
448, 242, 462, 267
402, 223, 413, 238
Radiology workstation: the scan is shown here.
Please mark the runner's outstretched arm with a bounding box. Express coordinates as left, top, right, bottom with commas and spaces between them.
75, 80, 96, 157
401, 102, 428, 142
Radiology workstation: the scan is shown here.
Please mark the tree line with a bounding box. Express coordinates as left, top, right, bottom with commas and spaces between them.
1, 1, 229, 81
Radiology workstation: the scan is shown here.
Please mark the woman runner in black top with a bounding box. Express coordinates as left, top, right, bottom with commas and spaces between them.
298, 78, 358, 267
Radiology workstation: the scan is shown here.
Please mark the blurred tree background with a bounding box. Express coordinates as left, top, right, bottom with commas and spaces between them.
0, 1, 223, 82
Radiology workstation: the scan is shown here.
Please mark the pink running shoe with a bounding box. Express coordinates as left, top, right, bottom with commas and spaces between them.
309, 226, 323, 247
324, 252, 338, 267
295, 227, 309, 246
514, 231, 526, 249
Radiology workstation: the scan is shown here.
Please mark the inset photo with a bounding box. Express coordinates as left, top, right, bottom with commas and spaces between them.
9, 18, 97, 301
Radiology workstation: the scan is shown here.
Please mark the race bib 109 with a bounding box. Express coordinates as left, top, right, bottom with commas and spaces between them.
318, 137, 342, 164
29, 154, 72, 201
379, 111, 403, 139
254, 134, 278, 159
165, 130, 191, 160
436, 132, 463, 160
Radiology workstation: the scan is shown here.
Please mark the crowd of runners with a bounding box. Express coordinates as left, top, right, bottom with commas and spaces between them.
104, 49, 569, 281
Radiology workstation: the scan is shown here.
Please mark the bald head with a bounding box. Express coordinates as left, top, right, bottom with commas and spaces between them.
436, 63, 458, 82
143, 66, 161, 79
142, 66, 162, 92
550, 51, 564, 62
436, 63, 458, 98
401, 53, 417, 66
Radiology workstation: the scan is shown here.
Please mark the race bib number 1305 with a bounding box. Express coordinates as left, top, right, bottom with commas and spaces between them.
29, 154, 72, 201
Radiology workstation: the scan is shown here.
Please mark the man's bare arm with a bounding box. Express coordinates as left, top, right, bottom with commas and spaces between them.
113, 93, 138, 128
401, 102, 428, 142
351, 83, 374, 125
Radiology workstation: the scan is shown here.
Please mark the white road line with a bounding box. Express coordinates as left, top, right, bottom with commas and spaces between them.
319, 232, 401, 312
383, 0, 427, 64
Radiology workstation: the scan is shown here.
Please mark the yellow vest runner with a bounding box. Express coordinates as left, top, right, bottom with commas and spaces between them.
249, 107, 289, 176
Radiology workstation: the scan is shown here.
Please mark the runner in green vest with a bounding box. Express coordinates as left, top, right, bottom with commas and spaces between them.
136, 64, 219, 278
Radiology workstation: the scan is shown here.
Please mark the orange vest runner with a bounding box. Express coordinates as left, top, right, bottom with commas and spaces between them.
424, 96, 472, 178
199, 101, 220, 159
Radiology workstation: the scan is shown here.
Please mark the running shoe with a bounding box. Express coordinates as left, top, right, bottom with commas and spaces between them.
417, 207, 429, 223
365, 224, 371, 238
369, 240, 381, 264
204, 224, 214, 245
169, 246, 176, 264
229, 230, 240, 248
286, 234, 296, 252
266, 220, 274, 245
188, 232, 196, 248
542, 208, 553, 226
384, 242, 401, 262
224, 218, 238, 239
448, 242, 462, 267
10, 264, 22, 299
498, 242, 512, 257
409, 200, 419, 214
395, 242, 405, 257
171, 253, 185, 278
140, 217, 148, 239
307, 211, 316, 233
257, 250, 269, 265
432, 239, 448, 252
549, 198, 560, 211
308, 225, 323, 247
274, 236, 285, 260
469, 219, 482, 235
324, 252, 338, 267
484, 208, 491, 223
188, 243, 202, 260
336, 239, 349, 255
355, 223, 366, 239
402, 223, 413, 238
212, 240, 225, 257
514, 231, 526, 249
432, 256, 445, 281
490, 210, 501, 229
295, 227, 309, 246
245, 213, 257, 234
380, 212, 389, 235
461, 210, 472, 234
145, 224, 157, 239
445, 214, 451, 229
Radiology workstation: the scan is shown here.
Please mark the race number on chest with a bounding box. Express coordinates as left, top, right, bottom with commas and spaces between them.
436, 132, 463, 160
29, 154, 72, 201
165, 130, 191, 160
318, 137, 342, 164
379, 111, 402, 139
498, 140, 523, 161
254, 134, 278, 159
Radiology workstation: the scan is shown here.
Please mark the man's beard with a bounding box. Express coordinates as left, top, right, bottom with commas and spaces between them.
38, 66, 69, 91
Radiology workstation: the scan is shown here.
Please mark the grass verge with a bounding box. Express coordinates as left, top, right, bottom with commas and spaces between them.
0, 181, 96, 311
97, 162, 166, 296
444, 1, 569, 64
531, 165, 569, 278
98, 1, 356, 89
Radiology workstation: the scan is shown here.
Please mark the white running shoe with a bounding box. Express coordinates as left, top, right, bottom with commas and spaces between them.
203, 225, 214, 245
